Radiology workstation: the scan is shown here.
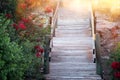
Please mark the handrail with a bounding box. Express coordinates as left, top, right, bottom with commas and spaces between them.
50, 0, 60, 49
51, 0, 60, 38
90, 1, 96, 41
43, 1, 60, 74
90, 0, 103, 78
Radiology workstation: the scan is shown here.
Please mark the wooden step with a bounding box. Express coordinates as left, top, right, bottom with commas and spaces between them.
58, 19, 90, 25
53, 37, 94, 48
50, 62, 95, 69
51, 50, 93, 56
53, 37, 93, 42
47, 73, 100, 78
55, 29, 91, 34
46, 1, 102, 80
49, 68, 97, 74
55, 33, 91, 37
51, 56, 93, 63
46, 76, 102, 80
57, 26, 91, 30
58, 23, 90, 26
52, 46, 93, 50
47, 72, 100, 78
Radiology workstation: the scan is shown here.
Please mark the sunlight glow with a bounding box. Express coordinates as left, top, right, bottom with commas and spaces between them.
93, 0, 120, 10
93, 0, 120, 16
62, 0, 89, 11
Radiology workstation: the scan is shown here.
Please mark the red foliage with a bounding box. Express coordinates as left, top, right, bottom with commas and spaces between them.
111, 27, 118, 39
36, 52, 41, 58
38, 48, 44, 53
13, 22, 27, 30
34, 45, 40, 49
18, 23, 27, 30
19, 3, 27, 9
5, 14, 12, 19
114, 72, 120, 78
111, 62, 120, 70
13, 23, 19, 30
45, 6, 53, 13
21, 18, 30, 23
27, 15, 34, 21
34, 45, 44, 53
25, 0, 34, 5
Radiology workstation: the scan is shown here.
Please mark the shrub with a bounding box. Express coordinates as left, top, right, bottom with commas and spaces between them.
109, 43, 120, 80
0, 0, 52, 79
0, 14, 27, 80
0, 0, 17, 19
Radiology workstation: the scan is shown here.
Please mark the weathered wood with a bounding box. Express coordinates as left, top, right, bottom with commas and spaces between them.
90, 1, 103, 78
95, 33, 103, 78
46, 0, 102, 80
43, 35, 51, 74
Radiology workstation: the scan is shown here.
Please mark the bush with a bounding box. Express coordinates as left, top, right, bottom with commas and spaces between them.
0, 13, 46, 80
109, 43, 120, 80
0, 14, 27, 80
20, 40, 44, 80
0, 0, 17, 18
0, 0, 52, 79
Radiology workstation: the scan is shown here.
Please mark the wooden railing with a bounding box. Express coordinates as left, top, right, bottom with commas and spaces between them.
43, 0, 60, 74
50, 0, 60, 49
90, 0, 103, 78
51, 0, 60, 38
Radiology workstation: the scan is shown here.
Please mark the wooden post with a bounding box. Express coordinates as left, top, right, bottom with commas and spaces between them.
43, 35, 51, 74
95, 33, 103, 78
44, 0, 59, 74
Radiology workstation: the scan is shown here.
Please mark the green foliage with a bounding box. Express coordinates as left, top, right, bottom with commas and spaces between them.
0, 0, 17, 15
110, 43, 120, 62
0, 0, 52, 79
109, 43, 120, 80
20, 40, 44, 79
0, 13, 19, 42
0, 15, 27, 80
0, 13, 48, 79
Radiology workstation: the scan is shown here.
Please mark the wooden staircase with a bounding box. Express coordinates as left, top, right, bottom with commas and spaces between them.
46, 1, 102, 80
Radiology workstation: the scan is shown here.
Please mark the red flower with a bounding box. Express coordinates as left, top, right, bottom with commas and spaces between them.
18, 23, 26, 30
111, 62, 120, 70
34, 45, 40, 49
38, 48, 44, 53
45, 6, 53, 13
36, 52, 41, 58
20, 3, 27, 9
13, 23, 19, 30
34, 45, 44, 53
5, 14, 12, 19
114, 72, 120, 78
21, 18, 29, 23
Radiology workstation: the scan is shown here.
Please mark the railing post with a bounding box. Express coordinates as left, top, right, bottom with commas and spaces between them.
91, 0, 103, 78
95, 33, 103, 78
43, 35, 51, 74
93, 11, 96, 34
49, 17, 52, 25
44, 0, 60, 74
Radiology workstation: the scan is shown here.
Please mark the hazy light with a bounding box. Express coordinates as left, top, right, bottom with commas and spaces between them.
93, 0, 120, 16
93, 0, 120, 9
62, 0, 90, 11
